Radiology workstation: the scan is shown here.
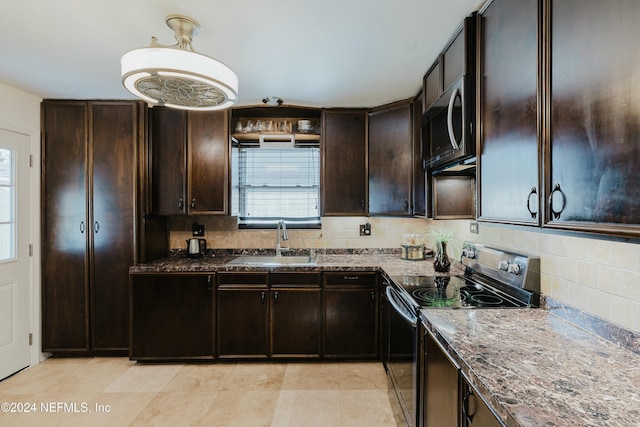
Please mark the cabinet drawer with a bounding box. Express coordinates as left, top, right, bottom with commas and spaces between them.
269, 272, 321, 288
217, 272, 268, 288
323, 272, 377, 288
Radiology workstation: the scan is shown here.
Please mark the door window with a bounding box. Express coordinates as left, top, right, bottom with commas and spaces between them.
0, 148, 15, 262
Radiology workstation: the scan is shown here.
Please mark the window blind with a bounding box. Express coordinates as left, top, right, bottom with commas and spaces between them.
231, 145, 320, 227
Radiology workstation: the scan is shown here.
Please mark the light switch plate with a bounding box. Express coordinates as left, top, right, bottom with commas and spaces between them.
359, 223, 371, 236
470, 222, 479, 234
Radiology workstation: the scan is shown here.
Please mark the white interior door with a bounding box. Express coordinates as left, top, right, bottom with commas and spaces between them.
0, 129, 30, 380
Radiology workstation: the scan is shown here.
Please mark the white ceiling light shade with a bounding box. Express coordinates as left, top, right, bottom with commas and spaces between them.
121, 15, 238, 111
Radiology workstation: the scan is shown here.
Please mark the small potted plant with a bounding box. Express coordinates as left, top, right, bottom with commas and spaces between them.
425, 225, 460, 273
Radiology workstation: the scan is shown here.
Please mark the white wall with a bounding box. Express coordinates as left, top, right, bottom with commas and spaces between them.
0, 82, 42, 364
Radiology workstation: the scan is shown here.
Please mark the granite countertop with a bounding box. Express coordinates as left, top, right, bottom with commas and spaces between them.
421, 308, 640, 427
129, 251, 452, 276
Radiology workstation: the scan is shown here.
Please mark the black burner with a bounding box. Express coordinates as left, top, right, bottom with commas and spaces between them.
470, 293, 504, 306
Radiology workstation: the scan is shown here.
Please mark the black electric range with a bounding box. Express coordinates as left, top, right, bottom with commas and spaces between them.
389, 242, 541, 310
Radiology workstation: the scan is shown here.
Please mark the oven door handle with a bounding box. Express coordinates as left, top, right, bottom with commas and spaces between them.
446, 87, 461, 151
386, 286, 417, 328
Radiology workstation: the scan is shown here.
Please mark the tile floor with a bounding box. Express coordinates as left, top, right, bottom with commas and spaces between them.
0, 358, 404, 427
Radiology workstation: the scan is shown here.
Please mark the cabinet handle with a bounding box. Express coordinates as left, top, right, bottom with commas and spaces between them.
191, 198, 196, 209
361, 200, 365, 212
526, 187, 538, 219
178, 199, 184, 210
370, 291, 375, 307
462, 388, 474, 424
94, 221, 100, 234
80, 221, 85, 234
207, 275, 212, 291
403, 199, 409, 212
261, 291, 266, 305
343, 275, 359, 281
274, 291, 279, 304
548, 183, 567, 220
423, 332, 428, 356
447, 87, 461, 150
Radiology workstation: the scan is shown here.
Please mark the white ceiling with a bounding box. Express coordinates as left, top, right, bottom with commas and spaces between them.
0, 0, 486, 108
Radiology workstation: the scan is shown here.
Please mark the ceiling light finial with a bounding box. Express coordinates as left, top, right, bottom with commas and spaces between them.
121, 14, 238, 111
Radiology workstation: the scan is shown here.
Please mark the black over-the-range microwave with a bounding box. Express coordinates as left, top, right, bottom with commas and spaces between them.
420, 73, 475, 171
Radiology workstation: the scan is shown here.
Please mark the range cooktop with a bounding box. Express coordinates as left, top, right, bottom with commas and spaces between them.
389, 242, 541, 309
392, 275, 527, 308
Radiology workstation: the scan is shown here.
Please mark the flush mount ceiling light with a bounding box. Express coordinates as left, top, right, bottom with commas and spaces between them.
121, 14, 238, 110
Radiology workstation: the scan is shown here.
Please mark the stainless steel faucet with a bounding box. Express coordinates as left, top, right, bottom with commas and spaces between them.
276, 219, 289, 256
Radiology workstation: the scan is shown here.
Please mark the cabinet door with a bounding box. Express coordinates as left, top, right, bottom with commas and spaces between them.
424, 62, 441, 110
188, 110, 229, 214
461, 375, 502, 427
478, 0, 540, 224
413, 93, 426, 216
322, 109, 368, 215
130, 274, 214, 359
217, 288, 269, 358
90, 101, 139, 351
150, 107, 186, 215
270, 289, 321, 357
324, 289, 378, 358
547, 0, 640, 235
422, 329, 459, 427
41, 101, 90, 352
368, 101, 413, 216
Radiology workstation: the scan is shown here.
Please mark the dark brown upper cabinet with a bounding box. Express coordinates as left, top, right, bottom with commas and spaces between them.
545, 0, 640, 236
477, 0, 541, 225
41, 100, 144, 354
149, 107, 228, 216
413, 92, 426, 217
368, 100, 414, 216
321, 109, 368, 216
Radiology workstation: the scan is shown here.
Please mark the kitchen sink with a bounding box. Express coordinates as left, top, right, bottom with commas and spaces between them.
226, 254, 318, 266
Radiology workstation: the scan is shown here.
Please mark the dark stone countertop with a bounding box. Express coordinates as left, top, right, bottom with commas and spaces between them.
129, 251, 450, 276
421, 308, 640, 427
131, 251, 640, 427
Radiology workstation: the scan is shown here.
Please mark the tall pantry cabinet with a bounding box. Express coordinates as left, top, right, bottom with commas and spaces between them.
41, 100, 145, 354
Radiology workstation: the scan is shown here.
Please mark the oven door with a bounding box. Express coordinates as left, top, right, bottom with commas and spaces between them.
386, 284, 419, 427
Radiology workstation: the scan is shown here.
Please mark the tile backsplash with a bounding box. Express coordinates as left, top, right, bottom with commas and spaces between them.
434, 220, 640, 334
169, 216, 640, 334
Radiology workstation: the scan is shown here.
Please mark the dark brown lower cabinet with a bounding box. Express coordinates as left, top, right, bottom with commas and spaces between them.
461, 374, 503, 427
420, 326, 459, 427
270, 288, 321, 357
324, 272, 378, 358
216, 273, 269, 358
130, 273, 214, 360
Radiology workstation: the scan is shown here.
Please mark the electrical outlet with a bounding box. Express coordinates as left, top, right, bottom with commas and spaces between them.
359, 223, 371, 236
192, 222, 205, 236
470, 222, 479, 234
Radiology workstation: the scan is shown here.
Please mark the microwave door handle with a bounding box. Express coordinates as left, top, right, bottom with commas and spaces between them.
447, 88, 460, 150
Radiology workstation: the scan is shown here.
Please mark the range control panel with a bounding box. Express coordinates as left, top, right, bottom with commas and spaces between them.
461, 242, 540, 293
